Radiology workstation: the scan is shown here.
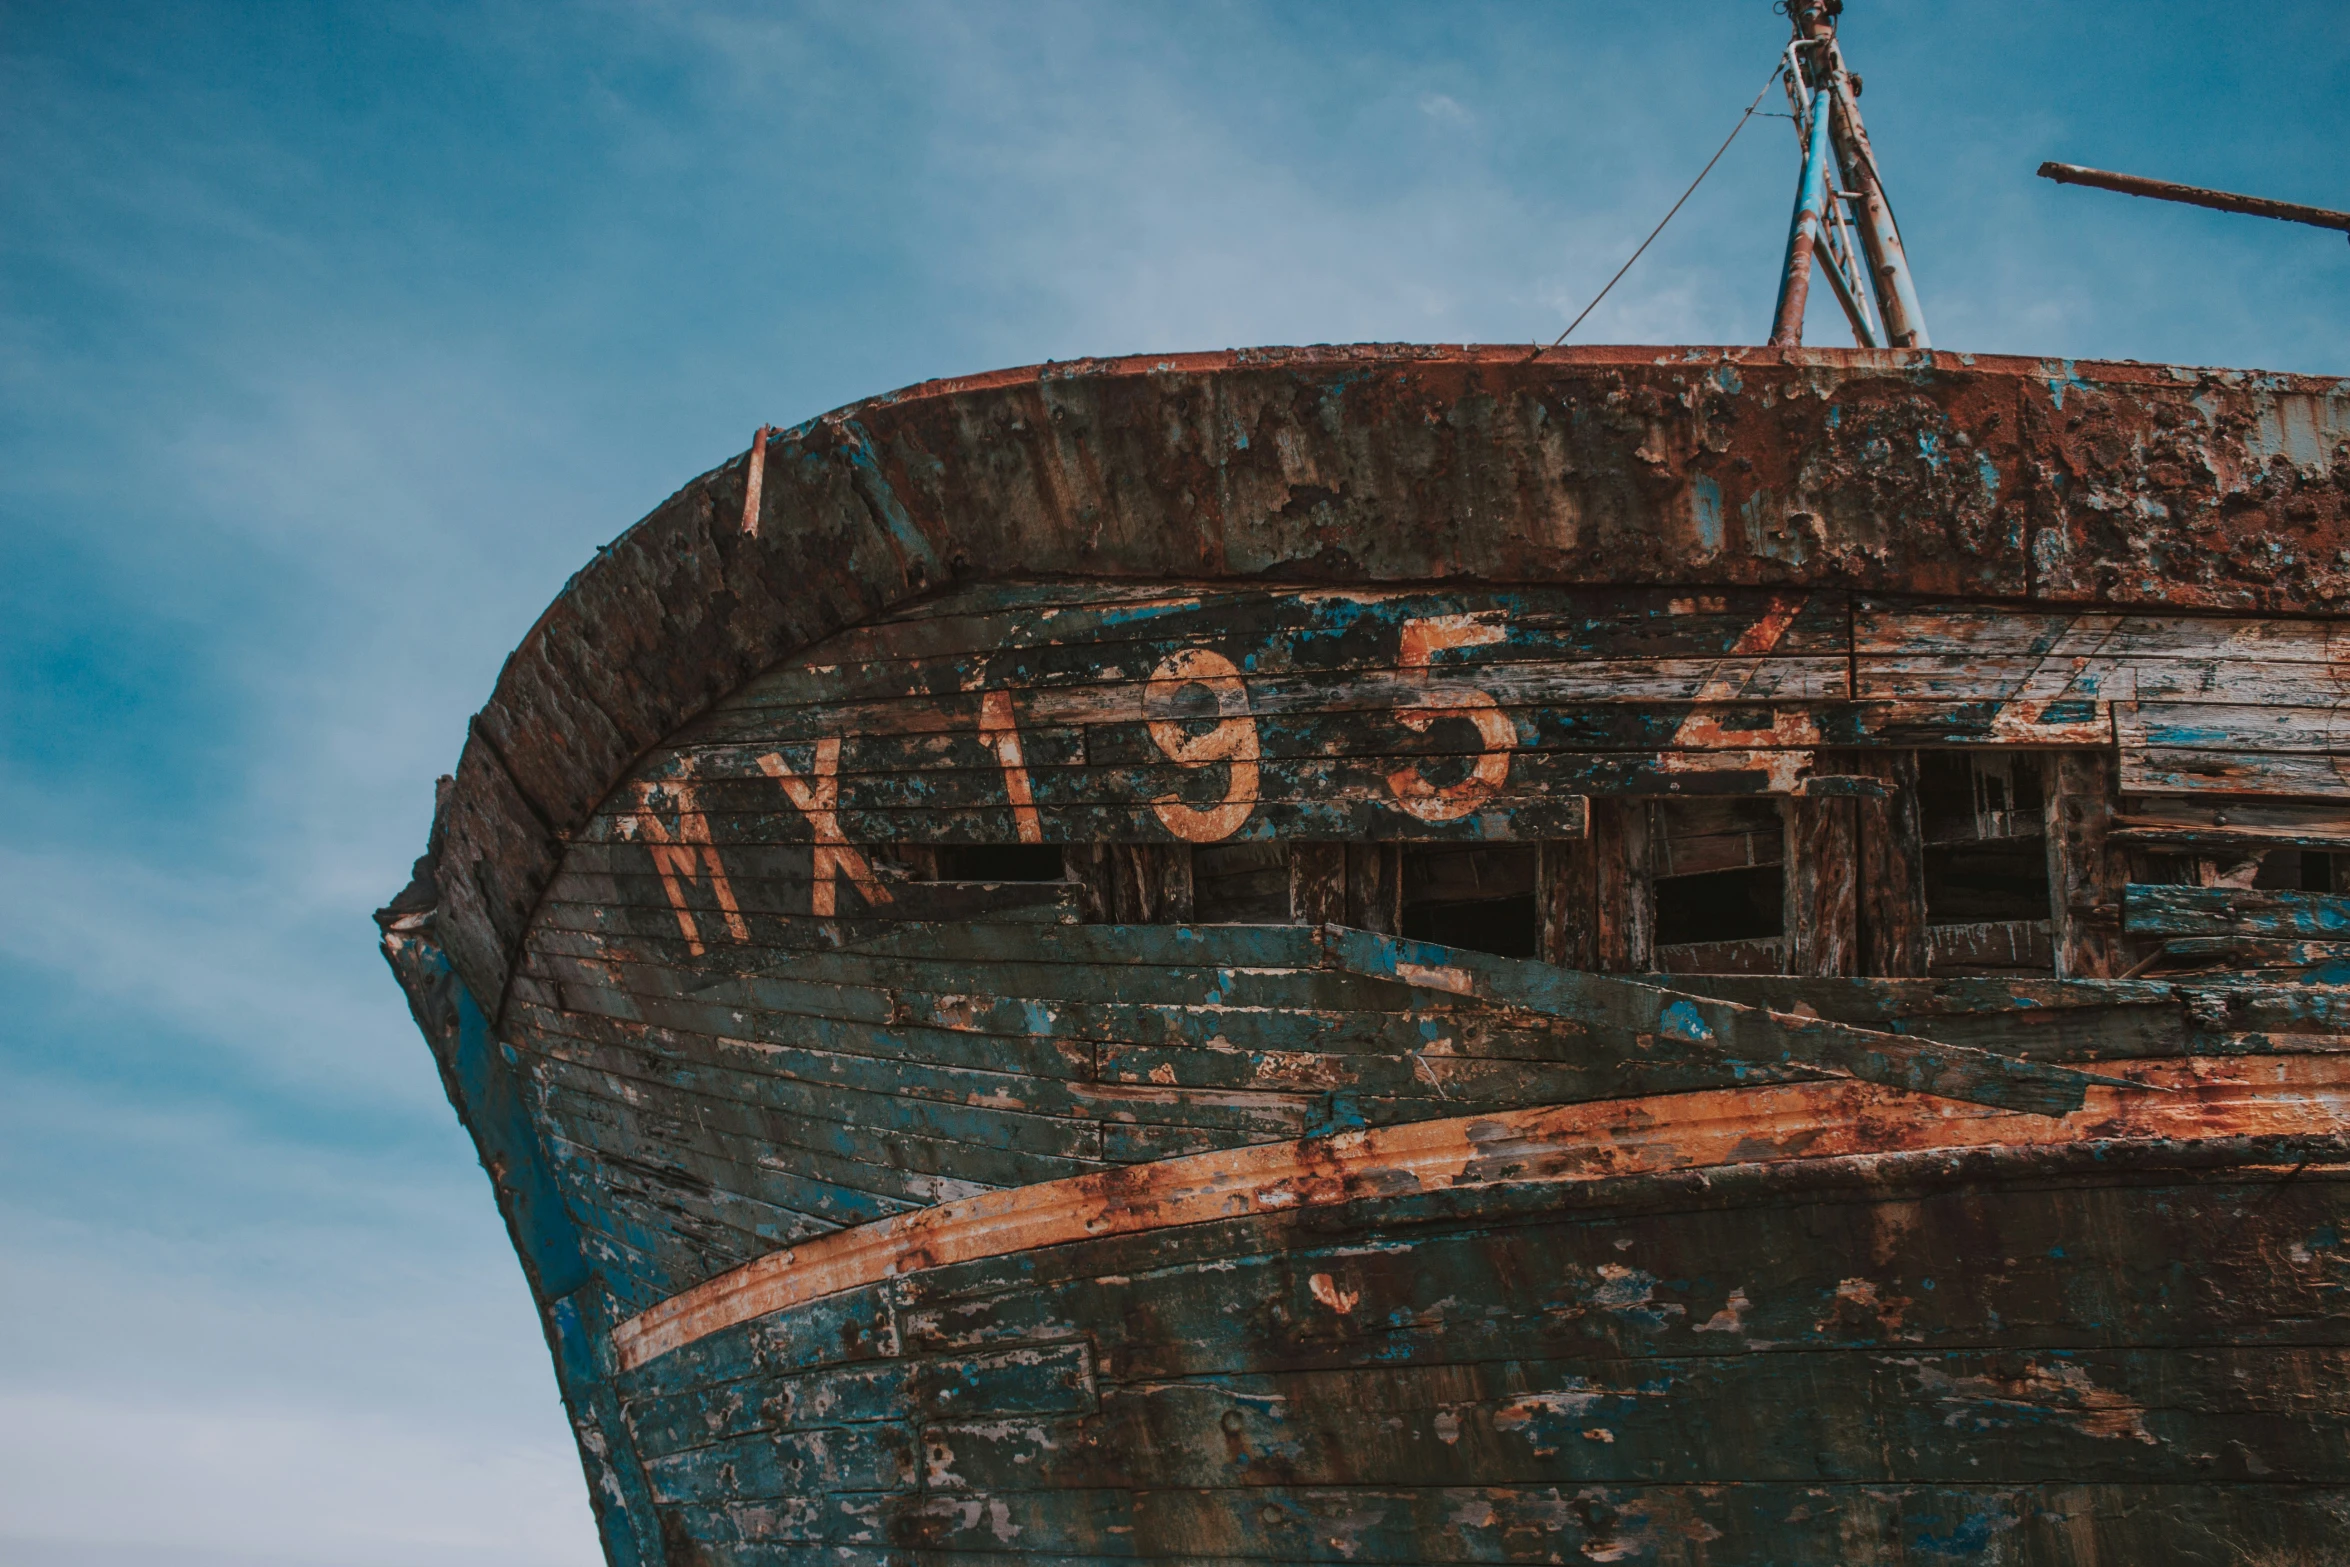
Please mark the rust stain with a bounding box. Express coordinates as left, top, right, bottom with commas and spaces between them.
608, 1052, 2350, 1370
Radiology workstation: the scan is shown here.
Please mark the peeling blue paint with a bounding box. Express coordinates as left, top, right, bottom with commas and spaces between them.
1660, 1000, 1716, 1045
1691, 475, 1724, 555
2045, 360, 2091, 410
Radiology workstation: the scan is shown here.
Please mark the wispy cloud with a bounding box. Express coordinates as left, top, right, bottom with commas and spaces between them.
2, 0, 2345, 1559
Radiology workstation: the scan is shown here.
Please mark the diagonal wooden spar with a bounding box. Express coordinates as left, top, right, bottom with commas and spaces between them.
1314, 925, 2139, 1117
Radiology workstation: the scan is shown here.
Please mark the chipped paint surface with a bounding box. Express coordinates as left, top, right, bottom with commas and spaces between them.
378, 342, 2350, 1566
403, 345, 2350, 1016
609, 1050, 2350, 1372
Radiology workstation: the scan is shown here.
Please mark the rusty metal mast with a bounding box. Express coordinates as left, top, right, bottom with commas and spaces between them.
1769, 0, 1928, 349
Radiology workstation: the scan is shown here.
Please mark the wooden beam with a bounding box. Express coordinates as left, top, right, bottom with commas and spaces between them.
1848, 750, 1927, 977
1344, 843, 1401, 935
2124, 883, 2350, 939
2047, 751, 2125, 978
1589, 799, 1654, 973
1287, 844, 1347, 926
1784, 793, 1859, 977
1537, 838, 1597, 969
1318, 927, 2124, 1116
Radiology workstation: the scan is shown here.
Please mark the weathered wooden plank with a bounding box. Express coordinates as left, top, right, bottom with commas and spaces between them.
2124, 883, 2350, 938
513, 1009, 1110, 1168
1535, 837, 1595, 969
520, 953, 1510, 1064
1344, 842, 1400, 936
1652, 796, 1783, 877
1108, 843, 1192, 923
717, 586, 1854, 715
1588, 798, 1653, 973
2117, 701, 2350, 800
582, 787, 1600, 847
1317, 927, 2119, 1115
611, 1053, 2346, 1371
2118, 700, 2348, 755
1856, 600, 2345, 664
532, 1072, 978, 1222
2112, 795, 2350, 848
2149, 937, 2350, 975
2043, 750, 2122, 978
889, 1170, 2350, 1375
871, 1481, 2350, 1562
642, 1421, 912, 1504
543, 868, 1077, 924
1784, 794, 1857, 976
1655, 935, 1785, 974
534, 1120, 862, 1252
517, 944, 1456, 1057
2121, 745, 2350, 800
1846, 749, 1928, 976
624, 1340, 1096, 1459
515, 979, 1095, 1092
922, 1346, 2350, 1491
1286, 843, 1346, 926
1926, 918, 2055, 975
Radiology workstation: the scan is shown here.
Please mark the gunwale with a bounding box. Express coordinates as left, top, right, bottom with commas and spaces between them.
410, 343, 2350, 1024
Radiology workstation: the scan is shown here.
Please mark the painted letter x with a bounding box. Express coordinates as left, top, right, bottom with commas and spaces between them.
758, 739, 894, 917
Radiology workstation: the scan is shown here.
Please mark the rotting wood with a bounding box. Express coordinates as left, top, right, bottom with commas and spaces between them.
2124, 883, 2350, 939
1344, 842, 1401, 935
1851, 748, 1928, 976
1589, 798, 1655, 972
1784, 790, 1859, 976
1537, 836, 1597, 969
2046, 750, 2125, 979
1287, 843, 1347, 926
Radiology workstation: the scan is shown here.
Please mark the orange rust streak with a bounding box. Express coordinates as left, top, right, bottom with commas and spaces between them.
977, 690, 1043, 844
609, 1054, 2350, 1372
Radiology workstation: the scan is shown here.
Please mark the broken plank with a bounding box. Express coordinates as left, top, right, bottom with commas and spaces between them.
1314, 925, 2123, 1115
2124, 883, 2350, 939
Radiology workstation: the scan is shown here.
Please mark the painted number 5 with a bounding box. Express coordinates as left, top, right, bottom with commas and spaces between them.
1387, 614, 1514, 822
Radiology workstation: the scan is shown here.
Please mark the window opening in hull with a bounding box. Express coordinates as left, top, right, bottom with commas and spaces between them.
1918, 753, 2052, 976
1399, 845, 1539, 959
1652, 798, 1784, 971
1193, 842, 1288, 923
932, 844, 1068, 882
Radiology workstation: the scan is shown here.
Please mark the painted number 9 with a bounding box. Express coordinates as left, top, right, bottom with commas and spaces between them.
1147, 648, 1260, 842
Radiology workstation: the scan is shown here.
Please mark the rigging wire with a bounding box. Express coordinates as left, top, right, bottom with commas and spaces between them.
1530, 62, 1784, 359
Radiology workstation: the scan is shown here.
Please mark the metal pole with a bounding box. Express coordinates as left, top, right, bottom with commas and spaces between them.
1830, 71, 1931, 348
2038, 162, 2350, 239
1769, 86, 1837, 347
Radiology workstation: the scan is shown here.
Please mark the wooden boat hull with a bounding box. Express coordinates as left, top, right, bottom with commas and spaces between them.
379, 346, 2350, 1564
621, 1134, 2350, 1564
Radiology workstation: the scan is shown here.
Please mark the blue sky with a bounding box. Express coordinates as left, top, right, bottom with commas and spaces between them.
2, 2, 2344, 1562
